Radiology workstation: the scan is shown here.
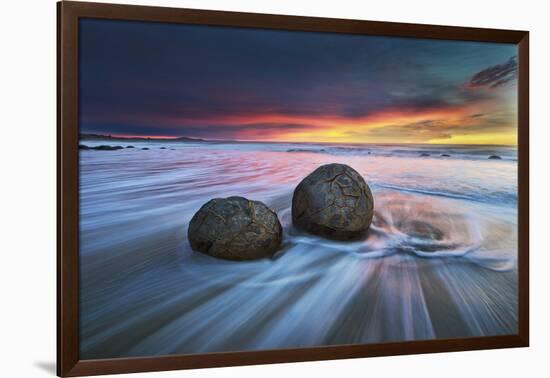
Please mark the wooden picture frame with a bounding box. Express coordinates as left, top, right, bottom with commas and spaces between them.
57, 1, 529, 376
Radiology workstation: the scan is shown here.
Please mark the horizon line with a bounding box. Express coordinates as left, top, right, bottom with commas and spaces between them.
80, 133, 518, 147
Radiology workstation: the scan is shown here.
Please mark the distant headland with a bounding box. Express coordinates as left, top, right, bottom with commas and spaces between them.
80, 133, 206, 142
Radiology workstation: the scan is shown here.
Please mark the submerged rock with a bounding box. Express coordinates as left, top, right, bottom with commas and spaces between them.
488, 155, 502, 160
292, 163, 374, 240
188, 196, 282, 260
441, 154, 451, 157
92, 145, 123, 151
420, 153, 430, 157
286, 148, 326, 153
126, 145, 135, 148
80, 144, 124, 150
142, 147, 150, 150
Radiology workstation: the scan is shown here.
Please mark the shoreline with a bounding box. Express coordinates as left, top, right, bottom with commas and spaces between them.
79, 134, 518, 148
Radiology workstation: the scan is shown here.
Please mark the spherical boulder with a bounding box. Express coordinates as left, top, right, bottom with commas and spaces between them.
188, 196, 282, 260
292, 163, 374, 240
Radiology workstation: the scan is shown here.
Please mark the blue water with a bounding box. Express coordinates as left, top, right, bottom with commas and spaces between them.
79, 141, 518, 359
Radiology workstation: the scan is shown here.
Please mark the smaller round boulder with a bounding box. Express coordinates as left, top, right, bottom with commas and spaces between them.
188, 196, 282, 260
292, 163, 374, 240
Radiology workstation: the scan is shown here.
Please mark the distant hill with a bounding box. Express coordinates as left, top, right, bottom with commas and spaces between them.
80, 133, 205, 142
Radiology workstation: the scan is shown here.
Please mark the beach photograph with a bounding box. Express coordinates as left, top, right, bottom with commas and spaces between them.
77, 18, 518, 359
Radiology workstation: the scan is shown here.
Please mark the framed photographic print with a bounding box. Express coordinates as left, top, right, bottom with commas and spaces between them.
57, 1, 529, 376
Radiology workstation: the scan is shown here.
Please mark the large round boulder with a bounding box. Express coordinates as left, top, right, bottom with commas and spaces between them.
188, 196, 282, 260
292, 163, 374, 240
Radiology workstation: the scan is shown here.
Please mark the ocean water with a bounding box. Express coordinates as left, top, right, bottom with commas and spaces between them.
79, 141, 518, 359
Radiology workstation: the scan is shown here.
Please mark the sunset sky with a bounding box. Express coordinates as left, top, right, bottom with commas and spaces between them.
79, 19, 518, 145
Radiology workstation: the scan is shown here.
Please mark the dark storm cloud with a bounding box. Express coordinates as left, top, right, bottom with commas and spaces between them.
468, 56, 517, 89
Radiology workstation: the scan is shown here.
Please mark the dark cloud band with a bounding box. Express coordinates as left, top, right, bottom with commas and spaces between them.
468, 56, 517, 89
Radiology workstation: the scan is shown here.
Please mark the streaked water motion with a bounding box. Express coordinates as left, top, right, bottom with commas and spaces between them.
79, 141, 517, 359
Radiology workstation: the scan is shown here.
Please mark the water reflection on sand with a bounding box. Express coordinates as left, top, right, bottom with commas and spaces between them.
79, 142, 517, 359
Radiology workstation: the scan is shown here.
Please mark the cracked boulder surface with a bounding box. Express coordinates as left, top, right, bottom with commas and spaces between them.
292, 163, 374, 240
188, 196, 282, 260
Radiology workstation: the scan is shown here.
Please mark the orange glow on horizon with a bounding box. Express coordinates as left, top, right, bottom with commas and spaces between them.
89, 99, 516, 146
